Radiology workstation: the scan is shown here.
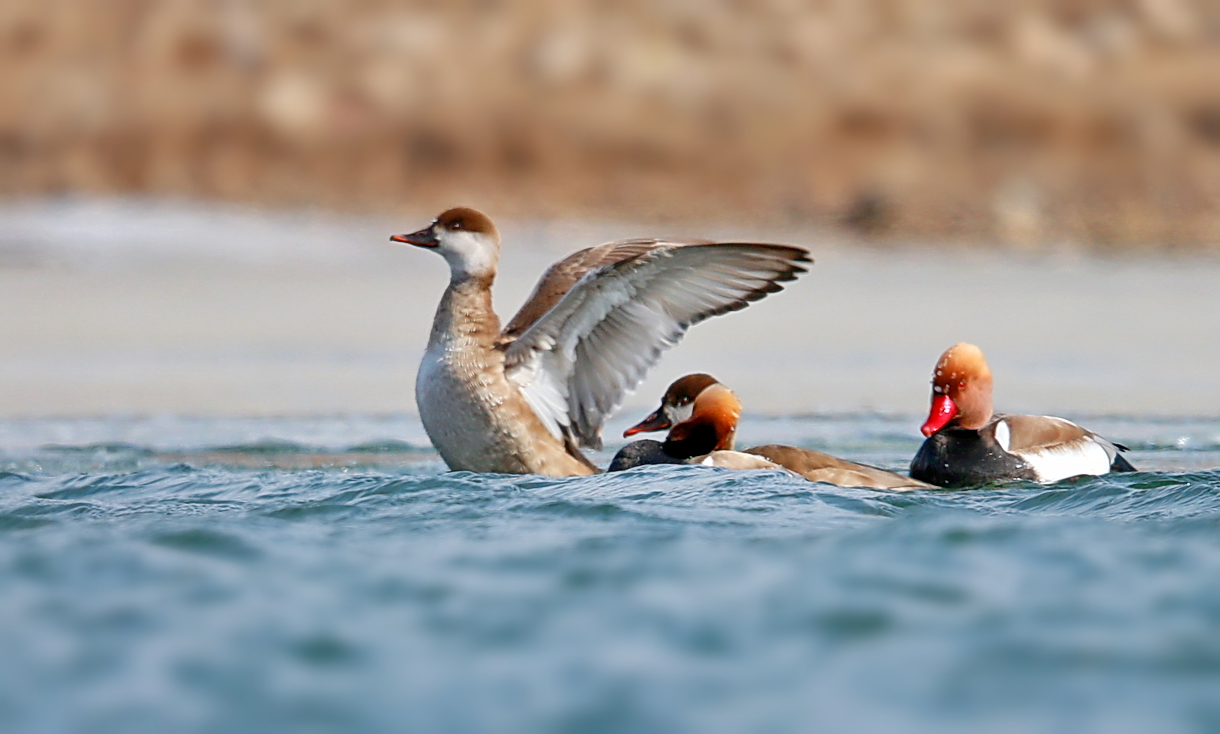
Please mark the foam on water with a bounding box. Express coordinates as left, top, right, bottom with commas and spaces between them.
1, 415, 1219, 733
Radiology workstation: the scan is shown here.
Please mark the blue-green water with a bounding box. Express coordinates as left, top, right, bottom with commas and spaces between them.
2, 415, 1220, 734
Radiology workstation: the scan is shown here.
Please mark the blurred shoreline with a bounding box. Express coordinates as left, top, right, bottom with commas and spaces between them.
3, 1, 1219, 249
3, 197, 1218, 419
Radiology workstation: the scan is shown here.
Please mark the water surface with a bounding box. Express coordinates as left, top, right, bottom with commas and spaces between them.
2, 414, 1219, 733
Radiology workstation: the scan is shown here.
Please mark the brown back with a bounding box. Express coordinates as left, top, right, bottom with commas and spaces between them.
745, 445, 934, 490
993, 414, 1091, 452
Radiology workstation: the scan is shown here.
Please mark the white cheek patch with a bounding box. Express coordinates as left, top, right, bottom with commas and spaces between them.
1017, 439, 1112, 483
994, 419, 1011, 452
441, 231, 498, 278
667, 403, 694, 426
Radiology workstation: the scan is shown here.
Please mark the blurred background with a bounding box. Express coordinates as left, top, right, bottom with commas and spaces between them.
5, 0, 1220, 243
2, 0, 1219, 417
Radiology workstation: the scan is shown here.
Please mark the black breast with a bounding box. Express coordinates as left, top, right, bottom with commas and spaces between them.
608, 440, 687, 472
909, 426, 1036, 487
661, 423, 720, 461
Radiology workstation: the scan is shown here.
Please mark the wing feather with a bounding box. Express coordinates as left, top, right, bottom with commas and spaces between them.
999, 414, 1125, 480
499, 238, 708, 340
502, 242, 810, 449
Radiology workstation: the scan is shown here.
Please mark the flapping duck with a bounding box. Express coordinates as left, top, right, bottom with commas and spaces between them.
910, 343, 1136, 487
392, 208, 810, 476
610, 374, 934, 490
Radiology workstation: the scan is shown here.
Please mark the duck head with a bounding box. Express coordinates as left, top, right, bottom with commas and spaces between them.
624, 374, 741, 459
624, 373, 719, 436
391, 207, 500, 280
921, 342, 994, 437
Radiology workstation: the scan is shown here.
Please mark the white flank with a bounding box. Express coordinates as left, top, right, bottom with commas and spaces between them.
700, 451, 793, 472
1016, 438, 1112, 483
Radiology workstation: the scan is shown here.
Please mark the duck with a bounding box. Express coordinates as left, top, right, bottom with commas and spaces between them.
392, 207, 811, 476
609, 374, 935, 490
909, 343, 1136, 487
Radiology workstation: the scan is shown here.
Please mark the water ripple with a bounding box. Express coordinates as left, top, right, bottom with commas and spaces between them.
1, 419, 1219, 733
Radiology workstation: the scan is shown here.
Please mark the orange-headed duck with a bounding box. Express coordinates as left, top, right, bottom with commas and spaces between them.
610, 374, 935, 490
392, 208, 810, 476
910, 343, 1136, 487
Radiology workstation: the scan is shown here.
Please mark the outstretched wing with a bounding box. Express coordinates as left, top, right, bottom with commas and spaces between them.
499, 238, 696, 340
499, 241, 811, 449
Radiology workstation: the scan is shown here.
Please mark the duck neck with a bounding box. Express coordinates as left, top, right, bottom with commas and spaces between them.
662, 421, 723, 460
955, 376, 994, 431
662, 413, 737, 459
428, 274, 500, 352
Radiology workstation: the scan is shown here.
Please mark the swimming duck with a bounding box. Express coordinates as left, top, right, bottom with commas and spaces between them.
910, 343, 1136, 487
610, 374, 935, 490
392, 208, 810, 476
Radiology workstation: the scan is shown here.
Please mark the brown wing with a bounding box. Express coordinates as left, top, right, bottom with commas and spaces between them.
994, 414, 1091, 452
745, 445, 935, 490
988, 414, 1130, 480
990, 413, 1128, 474
499, 241, 811, 448
500, 238, 705, 342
